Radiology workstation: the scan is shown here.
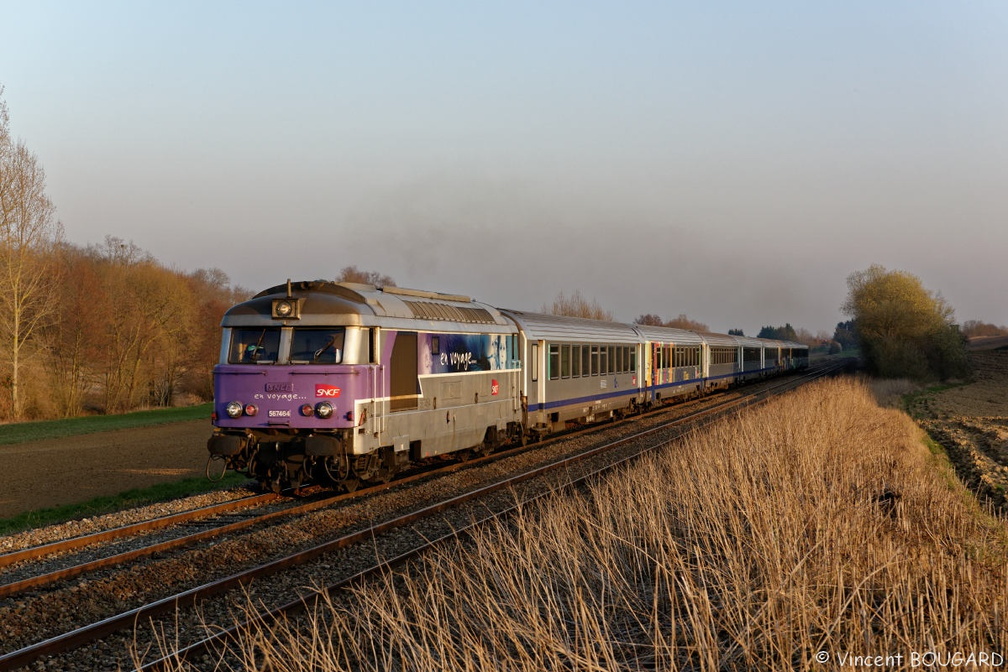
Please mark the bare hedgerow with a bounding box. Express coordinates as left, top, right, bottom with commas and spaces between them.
145, 378, 1008, 671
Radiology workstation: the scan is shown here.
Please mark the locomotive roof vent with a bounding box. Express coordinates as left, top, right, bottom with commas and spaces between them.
404, 300, 496, 324
381, 285, 472, 303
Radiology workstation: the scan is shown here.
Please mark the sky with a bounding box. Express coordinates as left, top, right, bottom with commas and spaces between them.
1, 1, 1006, 336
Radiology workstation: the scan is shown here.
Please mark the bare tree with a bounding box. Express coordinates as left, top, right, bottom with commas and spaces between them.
635, 312, 709, 331
182, 268, 246, 400
90, 247, 198, 412
665, 313, 709, 332
45, 244, 104, 415
542, 290, 613, 321
635, 313, 664, 326
0, 89, 64, 419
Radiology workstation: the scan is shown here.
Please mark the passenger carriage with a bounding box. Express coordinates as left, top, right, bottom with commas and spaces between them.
762, 338, 782, 373
703, 332, 741, 390
499, 310, 643, 438
737, 335, 769, 382
782, 341, 810, 371
632, 325, 705, 405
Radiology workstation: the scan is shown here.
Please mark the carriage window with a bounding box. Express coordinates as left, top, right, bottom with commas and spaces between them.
549, 344, 560, 380
572, 345, 581, 378
290, 328, 346, 364
582, 345, 591, 377
228, 327, 281, 364
561, 344, 571, 378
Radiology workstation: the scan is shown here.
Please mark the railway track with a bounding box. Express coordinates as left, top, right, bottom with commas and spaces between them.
0, 396, 699, 602
0, 363, 844, 671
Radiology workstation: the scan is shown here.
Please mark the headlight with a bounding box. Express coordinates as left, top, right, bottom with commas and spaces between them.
300, 404, 314, 417
225, 401, 244, 418
244, 404, 258, 417
272, 298, 301, 319
315, 401, 334, 419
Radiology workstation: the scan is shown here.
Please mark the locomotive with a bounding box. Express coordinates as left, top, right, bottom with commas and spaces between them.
207, 280, 808, 492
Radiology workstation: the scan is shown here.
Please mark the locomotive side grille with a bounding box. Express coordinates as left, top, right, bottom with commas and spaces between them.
460, 306, 495, 323
405, 301, 496, 324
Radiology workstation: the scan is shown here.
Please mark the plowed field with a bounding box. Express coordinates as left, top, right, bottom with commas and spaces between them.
912, 345, 1008, 512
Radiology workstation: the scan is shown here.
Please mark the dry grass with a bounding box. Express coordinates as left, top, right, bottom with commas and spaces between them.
866, 377, 920, 410
149, 378, 1008, 671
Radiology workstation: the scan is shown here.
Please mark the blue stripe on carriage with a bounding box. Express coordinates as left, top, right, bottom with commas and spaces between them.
529, 386, 640, 413
528, 366, 780, 412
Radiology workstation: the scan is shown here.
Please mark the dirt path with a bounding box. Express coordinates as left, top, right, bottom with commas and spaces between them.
0, 421, 211, 519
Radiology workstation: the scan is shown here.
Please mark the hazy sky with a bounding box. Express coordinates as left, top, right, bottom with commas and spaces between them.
2, 1, 1005, 335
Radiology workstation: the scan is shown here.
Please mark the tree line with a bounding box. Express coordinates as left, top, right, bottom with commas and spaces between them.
1, 235, 247, 420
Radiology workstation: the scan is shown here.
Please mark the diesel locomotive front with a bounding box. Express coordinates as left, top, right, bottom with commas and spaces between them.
207, 280, 522, 492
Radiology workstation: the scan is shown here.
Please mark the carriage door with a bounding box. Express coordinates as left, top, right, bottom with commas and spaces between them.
650, 342, 659, 402
524, 340, 544, 429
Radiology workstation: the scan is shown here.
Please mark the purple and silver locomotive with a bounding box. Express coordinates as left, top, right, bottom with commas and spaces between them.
207, 280, 523, 491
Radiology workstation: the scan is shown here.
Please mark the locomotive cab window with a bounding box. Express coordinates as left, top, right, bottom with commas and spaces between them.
290, 327, 346, 364
228, 327, 281, 364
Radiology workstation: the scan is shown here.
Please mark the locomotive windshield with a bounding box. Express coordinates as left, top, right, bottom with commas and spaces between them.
290, 327, 345, 364
228, 327, 281, 364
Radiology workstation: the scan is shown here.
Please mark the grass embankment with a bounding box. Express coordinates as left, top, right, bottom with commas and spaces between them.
162, 378, 1008, 671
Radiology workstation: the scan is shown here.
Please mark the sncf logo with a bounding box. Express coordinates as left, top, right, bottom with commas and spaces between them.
491, 379, 499, 396
315, 385, 342, 398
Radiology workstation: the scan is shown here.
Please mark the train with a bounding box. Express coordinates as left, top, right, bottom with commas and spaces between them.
206, 280, 809, 492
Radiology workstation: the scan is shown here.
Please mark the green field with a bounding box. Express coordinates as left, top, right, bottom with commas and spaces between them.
0, 403, 213, 445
